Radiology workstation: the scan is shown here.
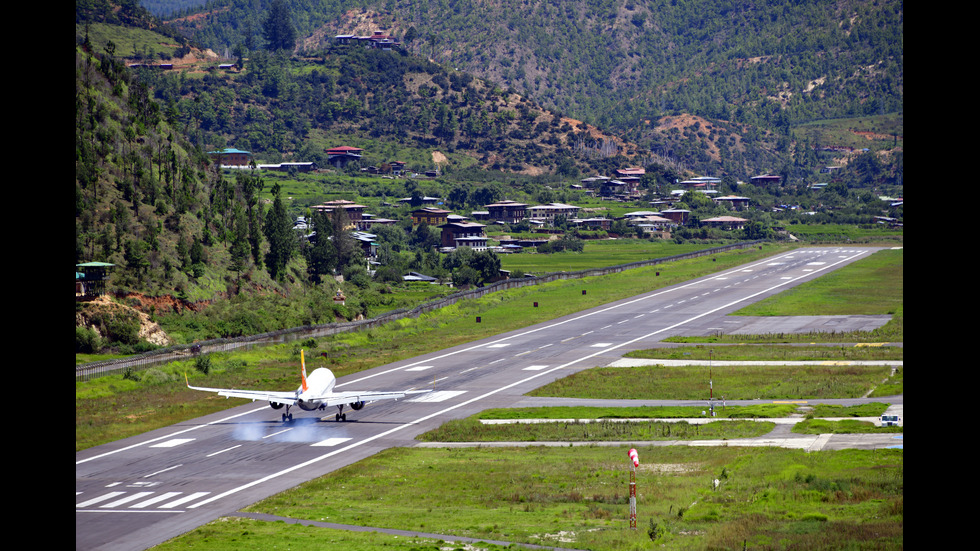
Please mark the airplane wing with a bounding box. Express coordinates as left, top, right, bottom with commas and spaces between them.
305, 389, 432, 407
185, 376, 300, 404
185, 376, 432, 406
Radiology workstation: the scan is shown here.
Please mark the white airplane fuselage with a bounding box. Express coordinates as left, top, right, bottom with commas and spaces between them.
295, 367, 337, 411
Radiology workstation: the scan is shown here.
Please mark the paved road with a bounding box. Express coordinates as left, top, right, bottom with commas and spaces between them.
76, 246, 901, 551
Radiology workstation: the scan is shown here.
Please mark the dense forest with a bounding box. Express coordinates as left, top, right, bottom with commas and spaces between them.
75, 0, 902, 352
157, 0, 903, 143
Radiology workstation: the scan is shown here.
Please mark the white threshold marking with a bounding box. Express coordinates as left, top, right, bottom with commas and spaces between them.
130, 492, 183, 509
77, 492, 126, 508
101, 492, 155, 508
522, 365, 549, 371
408, 390, 466, 403
159, 492, 210, 509
406, 365, 435, 371
591, 343, 613, 348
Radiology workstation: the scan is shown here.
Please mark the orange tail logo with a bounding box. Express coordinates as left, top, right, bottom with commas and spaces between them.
300, 349, 309, 392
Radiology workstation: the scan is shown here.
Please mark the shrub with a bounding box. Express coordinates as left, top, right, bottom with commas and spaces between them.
195, 354, 212, 375
76, 326, 103, 353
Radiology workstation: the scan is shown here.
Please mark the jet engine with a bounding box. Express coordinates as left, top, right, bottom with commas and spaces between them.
270, 402, 285, 410
349, 401, 365, 410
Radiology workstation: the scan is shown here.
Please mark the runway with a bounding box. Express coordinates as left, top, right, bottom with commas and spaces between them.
76, 246, 899, 550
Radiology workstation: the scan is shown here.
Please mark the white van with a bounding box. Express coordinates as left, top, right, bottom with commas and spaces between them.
879, 415, 902, 427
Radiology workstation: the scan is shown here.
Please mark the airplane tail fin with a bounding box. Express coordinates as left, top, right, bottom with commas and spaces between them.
300, 349, 309, 392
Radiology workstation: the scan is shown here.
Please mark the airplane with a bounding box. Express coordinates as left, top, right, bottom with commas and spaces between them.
185, 350, 431, 422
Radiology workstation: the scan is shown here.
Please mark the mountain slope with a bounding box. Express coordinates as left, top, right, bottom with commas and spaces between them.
168, 0, 903, 138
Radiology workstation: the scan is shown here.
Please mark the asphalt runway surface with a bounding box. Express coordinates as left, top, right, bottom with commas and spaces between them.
76, 246, 902, 550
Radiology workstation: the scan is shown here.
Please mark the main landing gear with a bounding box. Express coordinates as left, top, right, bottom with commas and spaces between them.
334, 403, 347, 422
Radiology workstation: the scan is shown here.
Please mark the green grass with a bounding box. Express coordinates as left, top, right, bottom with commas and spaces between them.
624, 344, 903, 361
499, 239, 722, 273
735, 248, 903, 317
476, 403, 804, 420
418, 417, 777, 442
152, 445, 902, 551
527, 363, 896, 401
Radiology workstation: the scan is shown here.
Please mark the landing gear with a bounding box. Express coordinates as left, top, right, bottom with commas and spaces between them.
335, 404, 347, 422
281, 404, 294, 422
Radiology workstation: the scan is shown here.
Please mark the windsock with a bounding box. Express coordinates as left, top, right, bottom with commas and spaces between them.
628, 448, 639, 467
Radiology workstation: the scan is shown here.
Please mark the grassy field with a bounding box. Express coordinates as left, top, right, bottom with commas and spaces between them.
527, 363, 899, 401
498, 239, 723, 273
154, 446, 902, 551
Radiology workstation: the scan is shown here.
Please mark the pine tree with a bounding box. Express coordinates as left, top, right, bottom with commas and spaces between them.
262, 0, 295, 52
263, 183, 294, 280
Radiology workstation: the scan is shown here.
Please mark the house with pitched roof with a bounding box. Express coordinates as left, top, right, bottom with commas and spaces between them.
326, 146, 364, 168
439, 222, 488, 251
208, 148, 253, 167
485, 200, 527, 224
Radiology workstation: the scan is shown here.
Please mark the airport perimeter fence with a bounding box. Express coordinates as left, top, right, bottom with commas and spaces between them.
76, 240, 763, 381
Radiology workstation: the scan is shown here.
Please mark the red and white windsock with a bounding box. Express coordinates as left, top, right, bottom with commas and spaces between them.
628, 448, 639, 467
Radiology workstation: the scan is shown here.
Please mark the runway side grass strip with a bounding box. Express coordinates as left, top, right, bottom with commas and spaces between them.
417, 417, 777, 443
179, 446, 900, 551
527, 364, 897, 400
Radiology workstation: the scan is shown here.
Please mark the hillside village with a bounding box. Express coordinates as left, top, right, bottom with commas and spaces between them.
206, 144, 860, 284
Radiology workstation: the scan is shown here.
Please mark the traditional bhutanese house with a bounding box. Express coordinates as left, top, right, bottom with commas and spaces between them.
714, 195, 750, 211
397, 196, 441, 205
572, 217, 612, 231
389, 161, 407, 175
358, 31, 400, 50
616, 167, 645, 178
660, 209, 691, 224
311, 200, 366, 227
702, 216, 749, 230
412, 207, 451, 226
357, 214, 397, 231
208, 148, 253, 167
351, 231, 379, 258
678, 176, 721, 190
634, 215, 676, 227
580, 176, 610, 189
600, 179, 630, 198
485, 200, 528, 224
527, 203, 581, 224
326, 146, 364, 168
439, 222, 487, 250
750, 174, 781, 186
257, 162, 318, 172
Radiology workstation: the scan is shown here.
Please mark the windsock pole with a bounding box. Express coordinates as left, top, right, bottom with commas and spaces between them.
628, 448, 639, 530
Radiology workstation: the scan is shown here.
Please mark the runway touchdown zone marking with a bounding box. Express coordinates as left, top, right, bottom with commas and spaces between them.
408, 390, 466, 403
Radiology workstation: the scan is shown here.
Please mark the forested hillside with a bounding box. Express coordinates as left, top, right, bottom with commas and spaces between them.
76, 0, 901, 353
161, 0, 902, 165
